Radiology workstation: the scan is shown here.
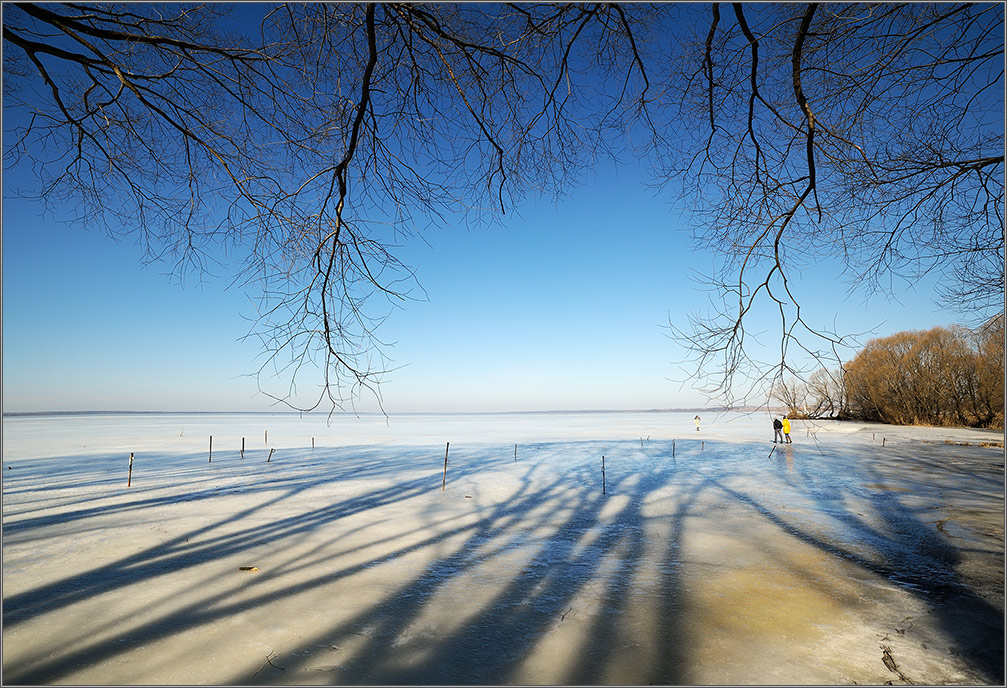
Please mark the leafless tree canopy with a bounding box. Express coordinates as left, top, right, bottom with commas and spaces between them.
656, 3, 1004, 405
4, 3, 1003, 411
3, 2, 650, 410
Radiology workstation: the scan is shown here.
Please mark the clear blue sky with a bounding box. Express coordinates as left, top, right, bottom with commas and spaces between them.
2, 155, 956, 414
2, 3, 974, 415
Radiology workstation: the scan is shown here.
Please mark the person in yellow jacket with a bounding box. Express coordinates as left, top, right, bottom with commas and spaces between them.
781, 417, 792, 443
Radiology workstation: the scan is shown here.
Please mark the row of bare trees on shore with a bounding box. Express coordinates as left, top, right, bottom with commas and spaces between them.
775, 315, 1005, 429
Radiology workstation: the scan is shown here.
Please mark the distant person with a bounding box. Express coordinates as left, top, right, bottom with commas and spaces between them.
773, 418, 784, 444
782, 417, 793, 444
694, 415, 701, 432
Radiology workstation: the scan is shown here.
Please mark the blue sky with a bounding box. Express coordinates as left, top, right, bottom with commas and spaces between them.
2, 155, 958, 414
3, 3, 981, 415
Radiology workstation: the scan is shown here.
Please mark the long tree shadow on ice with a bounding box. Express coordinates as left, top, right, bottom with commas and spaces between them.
3, 437, 1002, 684
3, 446, 492, 683
229, 441, 693, 685
764, 440, 1004, 681
4, 459, 437, 627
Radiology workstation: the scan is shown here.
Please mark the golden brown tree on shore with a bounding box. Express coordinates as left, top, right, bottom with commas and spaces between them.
780, 317, 1004, 428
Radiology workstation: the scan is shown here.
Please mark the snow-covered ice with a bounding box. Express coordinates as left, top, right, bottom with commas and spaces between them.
2, 411, 1003, 684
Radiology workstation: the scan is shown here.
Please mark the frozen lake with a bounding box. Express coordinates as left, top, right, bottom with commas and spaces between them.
2, 411, 1003, 684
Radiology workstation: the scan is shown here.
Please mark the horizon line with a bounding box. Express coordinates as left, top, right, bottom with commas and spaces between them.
2, 406, 761, 418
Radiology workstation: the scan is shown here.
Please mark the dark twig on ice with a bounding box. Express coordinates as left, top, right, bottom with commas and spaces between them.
880, 645, 911, 683
252, 652, 286, 677
929, 517, 952, 537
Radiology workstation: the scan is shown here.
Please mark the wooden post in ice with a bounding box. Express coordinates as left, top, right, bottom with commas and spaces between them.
312, 437, 315, 449
127, 452, 134, 487
241, 437, 245, 459
601, 455, 607, 495
883, 437, 886, 447
672, 439, 676, 457
441, 442, 450, 491
265, 430, 268, 446
267, 448, 275, 462
208, 435, 213, 463
514, 444, 517, 462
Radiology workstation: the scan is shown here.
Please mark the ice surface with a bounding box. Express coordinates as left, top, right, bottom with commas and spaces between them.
2, 411, 1003, 685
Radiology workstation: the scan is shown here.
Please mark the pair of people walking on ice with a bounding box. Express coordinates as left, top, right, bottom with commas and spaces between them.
773, 417, 792, 444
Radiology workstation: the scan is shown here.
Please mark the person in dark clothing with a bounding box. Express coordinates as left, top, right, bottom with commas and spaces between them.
773, 418, 784, 444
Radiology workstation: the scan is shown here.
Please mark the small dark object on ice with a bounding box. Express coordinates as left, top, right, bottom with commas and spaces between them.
253, 652, 286, 677
880, 645, 911, 683
882, 648, 898, 673
239, 566, 259, 572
